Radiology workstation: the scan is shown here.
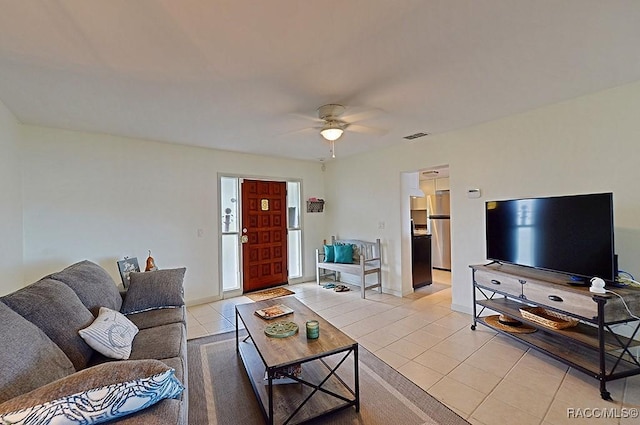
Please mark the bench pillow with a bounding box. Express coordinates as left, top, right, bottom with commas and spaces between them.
323, 245, 335, 262
352, 244, 361, 262
334, 244, 354, 264
0, 359, 184, 424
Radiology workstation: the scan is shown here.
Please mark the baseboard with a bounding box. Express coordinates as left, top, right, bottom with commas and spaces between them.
289, 275, 316, 285
186, 294, 222, 307
450, 302, 473, 315
385, 289, 403, 297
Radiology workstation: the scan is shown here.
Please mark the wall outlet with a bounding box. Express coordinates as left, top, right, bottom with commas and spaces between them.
197, 228, 204, 238
378, 221, 385, 230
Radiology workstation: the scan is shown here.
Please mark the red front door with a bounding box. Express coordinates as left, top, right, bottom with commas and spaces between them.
241, 179, 288, 292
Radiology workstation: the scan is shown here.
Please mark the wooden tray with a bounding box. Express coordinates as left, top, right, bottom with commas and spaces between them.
519, 306, 579, 330
254, 304, 294, 320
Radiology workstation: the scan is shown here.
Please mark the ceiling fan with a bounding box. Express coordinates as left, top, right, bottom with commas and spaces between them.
293, 104, 387, 158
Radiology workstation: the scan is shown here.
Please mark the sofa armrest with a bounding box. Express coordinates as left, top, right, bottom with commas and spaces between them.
120, 268, 186, 314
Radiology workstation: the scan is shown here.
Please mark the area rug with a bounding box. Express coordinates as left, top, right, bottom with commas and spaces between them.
187, 331, 469, 425
245, 286, 294, 302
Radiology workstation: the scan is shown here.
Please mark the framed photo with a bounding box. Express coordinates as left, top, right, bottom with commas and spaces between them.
117, 257, 140, 289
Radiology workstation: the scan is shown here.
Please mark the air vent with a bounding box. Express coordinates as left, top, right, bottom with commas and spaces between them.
403, 132, 430, 140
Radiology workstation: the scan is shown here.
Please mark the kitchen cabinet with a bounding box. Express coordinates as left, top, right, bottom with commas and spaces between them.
412, 234, 432, 288
411, 179, 449, 210
410, 196, 428, 210
434, 177, 450, 191
421, 180, 436, 196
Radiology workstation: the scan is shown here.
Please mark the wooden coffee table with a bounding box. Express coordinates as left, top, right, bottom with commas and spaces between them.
235, 296, 359, 425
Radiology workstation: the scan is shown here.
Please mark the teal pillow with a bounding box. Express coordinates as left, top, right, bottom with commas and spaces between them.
323, 245, 334, 262
334, 244, 354, 264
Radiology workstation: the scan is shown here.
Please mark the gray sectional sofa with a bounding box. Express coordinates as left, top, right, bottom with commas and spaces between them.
0, 260, 188, 424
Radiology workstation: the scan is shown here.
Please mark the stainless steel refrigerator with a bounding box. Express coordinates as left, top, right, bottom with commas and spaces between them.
429, 190, 451, 271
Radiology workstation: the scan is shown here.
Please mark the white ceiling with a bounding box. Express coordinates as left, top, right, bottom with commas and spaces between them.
1, 1, 640, 161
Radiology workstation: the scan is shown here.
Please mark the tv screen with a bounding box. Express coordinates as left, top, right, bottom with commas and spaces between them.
485, 193, 615, 282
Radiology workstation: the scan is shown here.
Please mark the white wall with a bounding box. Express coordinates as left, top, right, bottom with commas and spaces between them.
10, 80, 640, 310
20, 126, 326, 304
325, 80, 640, 312
0, 100, 23, 295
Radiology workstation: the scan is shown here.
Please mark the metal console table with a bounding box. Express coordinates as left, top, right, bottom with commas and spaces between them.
470, 263, 640, 400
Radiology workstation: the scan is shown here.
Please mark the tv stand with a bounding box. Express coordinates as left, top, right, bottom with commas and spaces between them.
567, 280, 590, 287
470, 263, 640, 400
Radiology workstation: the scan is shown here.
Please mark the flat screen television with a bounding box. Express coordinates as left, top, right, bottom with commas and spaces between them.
485, 192, 615, 282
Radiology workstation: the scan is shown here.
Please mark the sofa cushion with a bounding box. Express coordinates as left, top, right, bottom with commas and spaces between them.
0, 302, 75, 404
48, 260, 122, 316
88, 322, 186, 367
121, 268, 186, 314
79, 307, 139, 360
126, 306, 186, 330
0, 359, 184, 424
160, 356, 187, 423
160, 356, 187, 424
159, 357, 186, 396
129, 322, 186, 361
1, 279, 95, 371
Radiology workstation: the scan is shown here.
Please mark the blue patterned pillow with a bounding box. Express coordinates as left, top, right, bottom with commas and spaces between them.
0, 360, 183, 424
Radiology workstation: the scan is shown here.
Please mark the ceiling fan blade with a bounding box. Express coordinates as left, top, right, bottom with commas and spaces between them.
288, 112, 323, 123
279, 127, 319, 137
341, 107, 384, 124
346, 124, 388, 136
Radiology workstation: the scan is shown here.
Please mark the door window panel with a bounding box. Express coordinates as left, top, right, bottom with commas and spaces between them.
220, 176, 240, 292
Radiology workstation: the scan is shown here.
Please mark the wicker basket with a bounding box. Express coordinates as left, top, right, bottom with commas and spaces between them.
519, 306, 579, 330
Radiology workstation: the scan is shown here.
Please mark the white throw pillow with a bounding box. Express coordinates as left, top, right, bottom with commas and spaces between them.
79, 307, 139, 359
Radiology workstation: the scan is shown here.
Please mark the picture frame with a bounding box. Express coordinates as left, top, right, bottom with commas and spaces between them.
117, 257, 140, 289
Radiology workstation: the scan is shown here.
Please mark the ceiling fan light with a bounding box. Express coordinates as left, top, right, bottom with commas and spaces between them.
320, 124, 344, 141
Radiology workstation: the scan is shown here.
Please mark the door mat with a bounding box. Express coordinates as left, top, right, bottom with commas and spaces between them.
245, 286, 294, 302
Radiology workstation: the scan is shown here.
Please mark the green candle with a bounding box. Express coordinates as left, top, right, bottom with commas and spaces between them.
306, 320, 319, 339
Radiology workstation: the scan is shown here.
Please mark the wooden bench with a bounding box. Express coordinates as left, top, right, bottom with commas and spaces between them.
315, 236, 382, 298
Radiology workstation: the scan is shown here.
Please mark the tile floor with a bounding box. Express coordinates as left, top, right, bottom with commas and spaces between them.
186, 271, 640, 425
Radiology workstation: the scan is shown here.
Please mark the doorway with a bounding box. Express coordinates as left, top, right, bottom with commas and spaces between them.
415, 166, 451, 272
240, 179, 288, 292
404, 165, 452, 295
219, 176, 302, 298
